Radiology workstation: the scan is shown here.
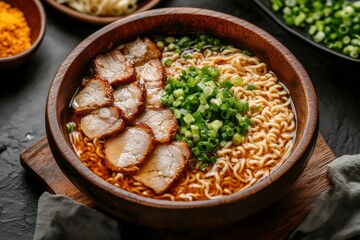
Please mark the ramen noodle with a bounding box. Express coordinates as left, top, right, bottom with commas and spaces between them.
56, 0, 137, 16
68, 35, 296, 201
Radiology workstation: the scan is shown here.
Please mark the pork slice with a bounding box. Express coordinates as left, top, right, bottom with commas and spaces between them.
94, 48, 135, 86
135, 59, 165, 88
104, 124, 156, 174
113, 82, 146, 122
134, 141, 191, 194
133, 108, 178, 143
123, 37, 161, 65
135, 59, 165, 108
145, 87, 164, 108
72, 78, 113, 114
80, 106, 125, 139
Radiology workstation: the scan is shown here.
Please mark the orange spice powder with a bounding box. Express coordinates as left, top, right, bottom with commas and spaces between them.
0, 1, 31, 58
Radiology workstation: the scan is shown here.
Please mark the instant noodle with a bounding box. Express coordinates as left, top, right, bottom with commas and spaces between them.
67, 35, 296, 201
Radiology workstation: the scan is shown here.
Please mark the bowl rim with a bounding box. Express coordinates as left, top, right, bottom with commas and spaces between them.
0, 0, 46, 63
47, 7, 318, 209
43, 0, 161, 25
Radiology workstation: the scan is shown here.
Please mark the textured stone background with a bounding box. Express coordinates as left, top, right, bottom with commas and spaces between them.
1, 0, 359, 239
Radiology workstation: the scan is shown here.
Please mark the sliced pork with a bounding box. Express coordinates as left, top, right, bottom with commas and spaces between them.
80, 106, 125, 139
113, 82, 146, 122
135, 59, 165, 108
133, 108, 178, 143
134, 141, 191, 194
135, 59, 165, 88
94, 48, 135, 86
104, 124, 156, 174
122, 38, 161, 65
72, 78, 113, 114
145, 87, 164, 108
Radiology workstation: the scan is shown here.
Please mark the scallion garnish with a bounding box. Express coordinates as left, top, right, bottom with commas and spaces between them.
161, 66, 252, 170
247, 83, 257, 90
230, 76, 243, 86
242, 49, 252, 56
251, 105, 262, 111
66, 122, 75, 133
153, 33, 228, 58
164, 59, 172, 67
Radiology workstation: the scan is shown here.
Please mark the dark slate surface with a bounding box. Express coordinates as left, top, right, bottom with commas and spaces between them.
0, 0, 359, 239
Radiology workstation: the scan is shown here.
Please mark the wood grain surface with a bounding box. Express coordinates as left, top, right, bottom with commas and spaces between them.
20, 133, 335, 239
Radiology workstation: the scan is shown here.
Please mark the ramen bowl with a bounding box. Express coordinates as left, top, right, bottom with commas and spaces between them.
46, 8, 318, 230
0, 0, 46, 69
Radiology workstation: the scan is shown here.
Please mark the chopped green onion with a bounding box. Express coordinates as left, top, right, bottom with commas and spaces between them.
338, 24, 349, 35
174, 109, 182, 119
177, 36, 191, 48
294, 12, 307, 26
173, 89, 184, 98
251, 105, 262, 111
161, 66, 252, 169
308, 25, 317, 35
285, 0, 295, 7
164, 36, 176, 43
175, 48, 182, 54
164, 59, 172, 67
152, 33, 227, 60
156, 41, 164, 49
183, 53, 192, 60
208, 120, 223, 132
242, 49, 252, 56
205, 66, 220, 78
230, 76, 243, 86
66, 122, 75, 133
232, 133, 243, 145
313, 31, 326, 42
225, 127, 235, 137
247, 83, 257, 90
343, 36, 351, 44
224, 81, 233, 90
191, 125, 199, 133
210, 98, 222, 106
203, 86, 214, 96
269, 0, 360, 59
198, 141, 213, 152
168, 43, 176, 51
183, 113, 195, 124
244, 117, 253, 126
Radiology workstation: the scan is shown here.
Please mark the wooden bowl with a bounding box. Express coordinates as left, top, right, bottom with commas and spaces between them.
46, 8, 318, 230
43, 0, 161, 25
0, 0, 46, 69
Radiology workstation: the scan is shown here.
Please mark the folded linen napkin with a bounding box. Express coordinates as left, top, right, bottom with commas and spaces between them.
289, 154, 360, 240
33, 192, 121, 240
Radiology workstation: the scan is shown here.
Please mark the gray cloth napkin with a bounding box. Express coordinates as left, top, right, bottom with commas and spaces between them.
33, 192, 121, 240
33, 154, 360, 240
289, 154, 360, 240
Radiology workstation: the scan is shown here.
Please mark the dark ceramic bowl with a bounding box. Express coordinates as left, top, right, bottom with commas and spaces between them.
46, 8, 318, 230
0, 0, 46, 69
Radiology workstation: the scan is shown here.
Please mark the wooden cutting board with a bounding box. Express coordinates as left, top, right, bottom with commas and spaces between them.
20, 134, 335, 240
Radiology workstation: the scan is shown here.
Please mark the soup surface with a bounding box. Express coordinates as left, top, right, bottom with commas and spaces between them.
67, 34, 296, 201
